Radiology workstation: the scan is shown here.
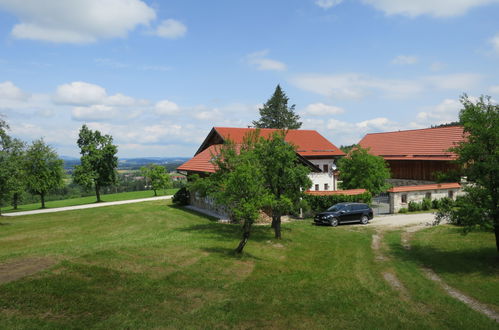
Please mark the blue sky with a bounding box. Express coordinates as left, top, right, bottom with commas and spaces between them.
0, 0, 498, 157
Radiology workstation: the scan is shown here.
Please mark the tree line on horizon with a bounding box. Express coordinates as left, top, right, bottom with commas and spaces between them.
0, 122, 172, 213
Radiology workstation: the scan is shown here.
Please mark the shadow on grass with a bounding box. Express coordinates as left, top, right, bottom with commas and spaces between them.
167, 204, 219, 222
387, 238, 499, 277
177, 222, 280, 243
201, 247, 263, 260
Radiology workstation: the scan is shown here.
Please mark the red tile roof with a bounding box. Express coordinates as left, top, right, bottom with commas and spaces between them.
305, 189, 367, 196
212, 127, 344, 157
179, 127, 344, 174
358, 126, 465, 161
387, 182, 461, 193
177, 144, 221, 173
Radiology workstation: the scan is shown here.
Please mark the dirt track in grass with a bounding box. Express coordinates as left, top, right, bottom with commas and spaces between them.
0, 257, 58, 284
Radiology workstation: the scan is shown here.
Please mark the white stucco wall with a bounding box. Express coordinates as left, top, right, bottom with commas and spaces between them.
307, 158, 339, 191
390, 188, 464, 213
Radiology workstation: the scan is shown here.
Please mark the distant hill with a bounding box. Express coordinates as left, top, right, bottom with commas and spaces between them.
62, 156, 191, 171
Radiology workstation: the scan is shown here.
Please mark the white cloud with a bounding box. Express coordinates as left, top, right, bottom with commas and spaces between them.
490, 33, 499, 54
54, 81, 145, 108
416, 99, 462, 125
245, 50, 287, 71
304, 103, 344, 116
322, 116, 398, 146
0, 81, 28, 100
155, 19, 187, 39
291, 72, 482, 99
488, 85, 499, 94
291, 73, 422, 99
430, 62, 446, 72
193, 108, 223, 121
72, 104, 118, 121
0, 0, 156, 43
105, 93, 148, 107
425, 73, 482, 90
53, 82, 107, 105
315, 0, 343, 9
391, 55, 418, 65
155, 100, 180, 115
361, 0, 499, 17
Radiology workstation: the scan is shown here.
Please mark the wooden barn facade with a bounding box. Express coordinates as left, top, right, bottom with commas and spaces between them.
358, 126, 465, 181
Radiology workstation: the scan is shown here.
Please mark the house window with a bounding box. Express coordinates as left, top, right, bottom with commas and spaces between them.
324, 183, 329, 190
448, 190, 454, 199
425, 192, 431, 200
401, 194, 407, 203
315, 184, 319, 191
323, 164, 329, 172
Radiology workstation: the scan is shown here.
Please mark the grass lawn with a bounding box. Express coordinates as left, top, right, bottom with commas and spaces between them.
0, 201, 497, 329
402, 226, 499, 308
0, 189, 178, 214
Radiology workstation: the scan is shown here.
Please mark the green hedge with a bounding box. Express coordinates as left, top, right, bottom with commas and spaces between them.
172, 187, 190, 206
304, 192, 372, 213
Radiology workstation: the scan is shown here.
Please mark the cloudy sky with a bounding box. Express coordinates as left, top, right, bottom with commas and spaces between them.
0, 0, 498, 158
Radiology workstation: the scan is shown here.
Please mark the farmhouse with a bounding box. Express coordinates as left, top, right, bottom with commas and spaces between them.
178, 127, 345, 191
358, 126, 465, 183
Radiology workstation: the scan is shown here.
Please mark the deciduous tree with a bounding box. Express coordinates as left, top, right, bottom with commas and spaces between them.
436, 95, 499, 251
253, 131, 312, 239
141, 164, 172, 196
73, 125, 118, 202
190, 138, 269, 253
24, 139, 64, 209
253, 85, 302, 129
338, 147, 390, 195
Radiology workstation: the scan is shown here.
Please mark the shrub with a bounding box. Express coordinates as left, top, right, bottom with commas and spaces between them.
421, 198, 432, 211
172, 187, 190, 206
439, 197, 454, 208
303, 192, 372, 213
398, 207, 408, 213
408, 201, 421, 212
431, 199, 440, 209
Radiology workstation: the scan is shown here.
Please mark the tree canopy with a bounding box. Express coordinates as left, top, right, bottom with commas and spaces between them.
252, 85, 302, 129
73, 125, 118, 202
436, 95, 499, 251
141, 164, 172, 196
338, 147, 390, 195
23, 139, 64, 209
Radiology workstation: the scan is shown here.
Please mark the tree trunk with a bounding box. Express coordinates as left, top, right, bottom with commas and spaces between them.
40, 193, 45, 209
272, 213, 282, 239
235, 220, 253, 254
95, 184, 101, 202
153, 189, 157, 196
494, 223, 499, 252
13, 193, 19, 210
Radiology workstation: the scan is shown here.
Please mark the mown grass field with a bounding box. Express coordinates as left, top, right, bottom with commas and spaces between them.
1, 189, 178, 214
0, 200, 497, 329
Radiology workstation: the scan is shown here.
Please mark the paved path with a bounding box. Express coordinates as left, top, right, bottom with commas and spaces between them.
1, 195, 173, 217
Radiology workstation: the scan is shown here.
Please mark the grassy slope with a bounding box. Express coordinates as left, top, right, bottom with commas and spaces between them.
1, 189, 178, 214
0, 202, 497, 329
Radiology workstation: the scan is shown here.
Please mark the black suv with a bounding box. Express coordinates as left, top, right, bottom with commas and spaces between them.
314, 202, 373, 227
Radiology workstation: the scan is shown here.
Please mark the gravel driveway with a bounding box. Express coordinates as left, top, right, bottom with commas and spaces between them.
369, 212, 437, 228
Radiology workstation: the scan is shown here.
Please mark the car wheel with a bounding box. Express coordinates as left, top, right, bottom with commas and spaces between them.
330, 218, 339, 227
360, 215, 369, 225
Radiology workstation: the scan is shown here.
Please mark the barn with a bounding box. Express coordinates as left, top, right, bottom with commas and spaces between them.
358, 126, 465, 183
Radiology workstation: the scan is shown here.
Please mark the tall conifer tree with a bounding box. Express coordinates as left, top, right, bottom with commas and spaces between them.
253, 85, 302, 129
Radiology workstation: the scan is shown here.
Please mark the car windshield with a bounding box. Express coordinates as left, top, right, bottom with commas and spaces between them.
327, 204, 346, 212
